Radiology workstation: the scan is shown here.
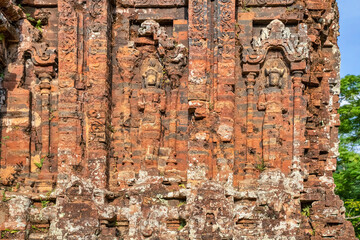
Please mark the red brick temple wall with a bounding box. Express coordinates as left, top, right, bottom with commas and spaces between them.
0, 0, 356, 239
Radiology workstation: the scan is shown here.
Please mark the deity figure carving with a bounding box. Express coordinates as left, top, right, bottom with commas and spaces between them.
138, 57, 166, 169
257, 59, 289, 168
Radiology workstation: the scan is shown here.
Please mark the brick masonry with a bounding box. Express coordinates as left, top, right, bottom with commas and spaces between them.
0, 0, 357, 239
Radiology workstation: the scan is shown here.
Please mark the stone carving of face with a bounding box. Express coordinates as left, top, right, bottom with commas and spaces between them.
141, 58, 163, 88
265, 66, 285, 88
144, 68, 158, 87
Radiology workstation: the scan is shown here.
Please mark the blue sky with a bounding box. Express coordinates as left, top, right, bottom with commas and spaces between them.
338, 1, 360, 77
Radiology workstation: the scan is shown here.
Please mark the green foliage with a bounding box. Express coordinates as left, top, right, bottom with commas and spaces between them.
301, 205, 311, 217
31, 225, 47, 232
49, 114, 55, 121
26, 13, 35, 22
31, 225, 39, 231
4, 229, 19, 234
41, 199, 50, 208
177, 200, 186, 207
178, 219, 186, 231
334, 75, 360, 238
1, 229, 19, 238
26, 13, 43, 32
344, 200, 360, 235
334, 146, 360, 199
35, 20, 43, 32
34, 157, 45, 169
1, 191, 11, 202
255, 157, 267, 172
39, 189, 53, 208
339, 75, 360, 148
0, 33, 4, 41
0, 136, 10, 144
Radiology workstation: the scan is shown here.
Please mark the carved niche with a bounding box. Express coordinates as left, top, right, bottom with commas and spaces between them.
257, 58, 291, 169
138, 57, 166, 169
241, 19, 309, 177
114, 19, 188, 185
24, 42, 57, 182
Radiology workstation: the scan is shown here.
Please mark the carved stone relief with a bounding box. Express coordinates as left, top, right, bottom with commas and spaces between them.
0, 0, 356, 239
243, 19, 309, 63
257, 58, 291, 169
138, 57, 165, 170
114, 19, 188, 185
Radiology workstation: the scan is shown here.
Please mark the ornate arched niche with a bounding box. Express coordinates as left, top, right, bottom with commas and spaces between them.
257, 51, 292, 172
237, 19, 309, 180
112, 19, 188, 189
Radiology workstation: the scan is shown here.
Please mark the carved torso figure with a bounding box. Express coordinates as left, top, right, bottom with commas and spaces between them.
138, 87, 166, 134
138, 57, 166, 168
257, 59, 288, 168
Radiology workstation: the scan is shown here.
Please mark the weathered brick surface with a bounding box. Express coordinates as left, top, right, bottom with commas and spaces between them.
0, 0, 356, 239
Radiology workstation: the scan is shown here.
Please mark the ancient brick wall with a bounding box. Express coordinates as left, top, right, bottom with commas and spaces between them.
0, 0, 357, 239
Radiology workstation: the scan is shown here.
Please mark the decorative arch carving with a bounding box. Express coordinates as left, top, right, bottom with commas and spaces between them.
242, 19, 309, 64
25, 43, 57, 67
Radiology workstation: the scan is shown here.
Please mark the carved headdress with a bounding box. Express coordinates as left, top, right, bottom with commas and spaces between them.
140, 57, 163, 88
265, 66, 285, 77
264, 59, 286, 88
